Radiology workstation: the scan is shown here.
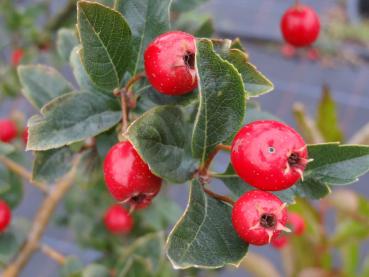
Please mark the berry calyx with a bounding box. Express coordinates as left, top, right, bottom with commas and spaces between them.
103, 141, 162, 209
280, 4, 320, 47
288, 212, 306, 236
231, 120, 310, 191
104, 204, 133, 234
11, 49, 24, 66
0, 200, 11, 232
144, 31, 197, 95
232, 190, 289, 245
0, 119, 18, 143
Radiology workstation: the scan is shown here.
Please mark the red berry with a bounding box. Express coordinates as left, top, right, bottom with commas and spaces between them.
0, 119, 18, 143
11, 49, 24, 66
104, 204, 133, 234
144, 31, 197, 95
231, 120, 308, 191
232, 190, 289, 245
271, 234, 289, 249
280, 4, 320, 47
288, 212, 306, 236
0, 200, 11, 232
22, 127, 29, 145
103, 141, 162, 209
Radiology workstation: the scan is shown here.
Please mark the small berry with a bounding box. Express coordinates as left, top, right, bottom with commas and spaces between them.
0, 200, 11, 232
288, 212, 306, 236
11, 49, 24, 66
232, 190, 289, 245
280, 4, 320, 47
231, 120, 309, 191
144, 31, 197, 95
104, 204, 133, 234
0, 119, 18, 143
271, 234, 289, 249
103, 141, 162, 209
22, 127, 29, 145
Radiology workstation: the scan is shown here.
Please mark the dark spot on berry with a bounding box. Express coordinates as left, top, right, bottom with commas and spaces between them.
130, 194, 146, 204
268, 147, 275, 153
183, 51, 195, 69
260, 213, 277, 228
288, 152, 300, 166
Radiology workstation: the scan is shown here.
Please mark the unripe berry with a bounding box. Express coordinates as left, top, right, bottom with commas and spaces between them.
0, 119, 18, 143
231, 120, 309, 191
232, 190, 289, 245
280, 4, 320, 47
104, 204, 133, 234
144, 31, 197, 95
11, 49, 24, 66
0, 200, 11, 232
103, 141, 161, 209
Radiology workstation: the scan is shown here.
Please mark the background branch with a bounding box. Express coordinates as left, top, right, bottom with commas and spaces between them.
2, 159, 79, 277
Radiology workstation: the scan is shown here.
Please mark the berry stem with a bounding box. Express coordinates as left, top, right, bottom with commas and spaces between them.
203, 187, 235, 205
0, 155, 49, 194
199, 144, 231, 176
39, 243, 66, 265
118, 72, 146, 133
217, 143, 232, 151
2, 157, 80, 277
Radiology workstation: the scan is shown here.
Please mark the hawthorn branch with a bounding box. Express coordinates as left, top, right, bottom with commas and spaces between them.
203, 187, 235, 205
39, 243, 66, 265
2, 159, 79, 277
0, 155, 49, 194
44, 0, 76, 32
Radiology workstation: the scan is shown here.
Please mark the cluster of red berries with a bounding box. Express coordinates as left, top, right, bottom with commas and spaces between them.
230, 120, 310, 245
102, 31, 309, 244
103, 31, 197, 234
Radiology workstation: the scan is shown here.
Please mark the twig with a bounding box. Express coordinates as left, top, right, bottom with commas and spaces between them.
0, 155, 49, 194
2, 159, 79, 277
217, 144, 231, 151
39, 243, 66, 265
203, 187, 234, 205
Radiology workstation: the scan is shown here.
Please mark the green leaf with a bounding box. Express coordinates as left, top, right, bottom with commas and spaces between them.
194, 18, 214, 38
127, 105, 198, 183
70, 46, 110, 95
140, 195, 182, 230
316, 85, 344, 142
32, 147, 75, 184
0, 142, 15, 156
0, 164, 23, 208
288, 178, 331, 200
223, 49, 274, 97
230, 38, 246, 52
166, 179, 248, 269
172, 0, 209, 12
341, 242, 360, 276
217, 164, 296, 204
118, 256, 151, 277
192, 39, 246, 163
18, 65, 73, 109
77, 1, 132, 90
115, 0, 172, 75
27, 92, 121, 151
0, 218, 29, 265
305, 143, 369, 185
120, 232, 165, 273
57, 28, 79, 61
60, 256, 84, 277
135, 86, 197, 113
82, 264, 110, 277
